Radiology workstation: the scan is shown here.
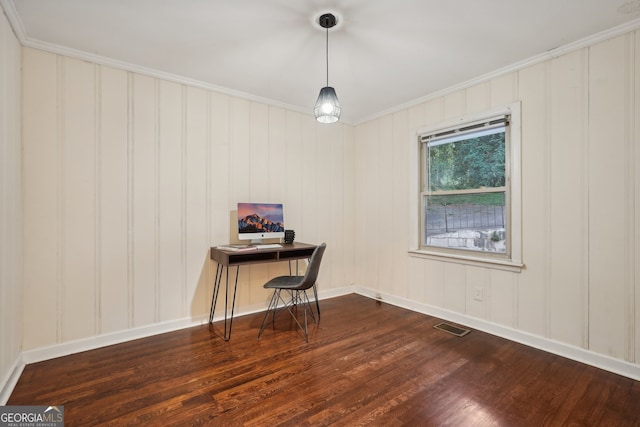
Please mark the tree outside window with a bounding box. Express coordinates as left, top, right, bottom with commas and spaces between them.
421, 119, 509, 256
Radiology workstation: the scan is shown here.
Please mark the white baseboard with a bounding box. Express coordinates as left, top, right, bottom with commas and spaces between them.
10, 284, 634, 402
0, 354, 25, 405
21, 285, 356, 365
354, 286, 640, 381
21, 316, 207, 365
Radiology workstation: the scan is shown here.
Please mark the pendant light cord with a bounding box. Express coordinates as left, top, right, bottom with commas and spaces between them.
325, 26, 329, 87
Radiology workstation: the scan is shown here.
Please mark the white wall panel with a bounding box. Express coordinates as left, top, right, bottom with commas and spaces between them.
300, 117, 318, 245
98, 67, 129, 334
131, 74, 158, 327
22, 49, 59, 348
489, 269, 516, 327
158, 81, 183, 321
330, 123, 347, 286
547, 50, 588, 347
588, 35, 632, 359
0, 6, 22, 397
465, 266, 488, 319
376, 116, 394, 293
423, 259, 445, 307
443, 263, 466, 313
229, 97, 251, 209
268, 107, 287, 202
353, 125, 367, 289
249, 103, 269, 199
362, 121, 380, 290
209, 93, 230, 245
316, 123, 334, 287
465, 82, 490, 114
635, 30, 640, 366
342, 124, 356, 284
490, 74, 518, 107
390, 110, 410, 298
444, 92, 465, 119
61, 58, 97, 342
423, 98, 444, 127
185, 86, 209, 317
284, 111, 303, 233
516, 62, 549, 337
208, 92, 230, 315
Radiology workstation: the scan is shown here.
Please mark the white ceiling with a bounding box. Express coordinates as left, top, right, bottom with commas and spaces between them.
4, 0, 640, 124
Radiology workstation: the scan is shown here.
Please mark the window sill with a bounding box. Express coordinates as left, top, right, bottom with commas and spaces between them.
408, 249, 524, 272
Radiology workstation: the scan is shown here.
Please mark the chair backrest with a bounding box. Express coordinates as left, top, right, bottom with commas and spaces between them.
297, 243, 326, 290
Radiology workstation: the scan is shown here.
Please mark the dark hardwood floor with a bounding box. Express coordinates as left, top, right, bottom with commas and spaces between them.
9, 294, 640, 426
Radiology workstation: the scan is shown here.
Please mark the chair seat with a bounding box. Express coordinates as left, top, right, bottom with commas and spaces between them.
263, 275, 305, 290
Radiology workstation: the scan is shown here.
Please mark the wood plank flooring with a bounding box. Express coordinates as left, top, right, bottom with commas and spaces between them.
9, 294, 640, 426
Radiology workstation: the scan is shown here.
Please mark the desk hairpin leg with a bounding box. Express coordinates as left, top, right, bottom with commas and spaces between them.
209, 264, 240, 341
209, 263, 223, 323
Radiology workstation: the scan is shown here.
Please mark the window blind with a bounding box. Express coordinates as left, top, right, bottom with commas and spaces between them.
421, 116, 509, 147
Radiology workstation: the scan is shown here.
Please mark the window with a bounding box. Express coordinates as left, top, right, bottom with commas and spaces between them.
412, 103, 522, 269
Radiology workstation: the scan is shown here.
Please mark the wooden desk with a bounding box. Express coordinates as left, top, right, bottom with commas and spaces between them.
209, 242, 317, 340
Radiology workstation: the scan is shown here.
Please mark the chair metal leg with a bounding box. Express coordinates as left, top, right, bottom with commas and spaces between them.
258, 288, 316, 342
302, 291, 308, 342
301, 290, 316, 323
258, 289, 280, 339
282, 290, 308, 342
312, 283, 320, 318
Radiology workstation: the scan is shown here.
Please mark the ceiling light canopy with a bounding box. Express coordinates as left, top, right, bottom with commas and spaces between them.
314, 13, 341, 124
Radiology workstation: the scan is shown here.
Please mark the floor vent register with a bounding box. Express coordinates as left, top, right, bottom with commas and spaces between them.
434, 322, 471, 337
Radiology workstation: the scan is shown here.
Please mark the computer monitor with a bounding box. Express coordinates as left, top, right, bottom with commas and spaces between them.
237, 202, 285, 243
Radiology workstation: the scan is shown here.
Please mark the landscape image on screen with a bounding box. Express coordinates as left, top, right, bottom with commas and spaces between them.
237, 203, 285, 234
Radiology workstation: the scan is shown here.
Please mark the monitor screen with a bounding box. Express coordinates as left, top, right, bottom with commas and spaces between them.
237, 202, 285, 243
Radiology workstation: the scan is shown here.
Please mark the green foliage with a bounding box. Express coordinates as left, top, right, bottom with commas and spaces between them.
428, 133, 505, 191
427, 192, 504, 207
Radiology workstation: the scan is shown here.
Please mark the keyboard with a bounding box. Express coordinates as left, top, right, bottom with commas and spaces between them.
254, 244, 282, 249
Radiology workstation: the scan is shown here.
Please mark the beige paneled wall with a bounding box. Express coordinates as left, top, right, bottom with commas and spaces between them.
636, 30, 640, 367
355, 31, 640, 365
0, 5, 22, 397
21, 47, 355, 350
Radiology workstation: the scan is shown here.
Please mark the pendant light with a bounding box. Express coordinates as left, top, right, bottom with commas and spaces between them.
314, 13, 341, 123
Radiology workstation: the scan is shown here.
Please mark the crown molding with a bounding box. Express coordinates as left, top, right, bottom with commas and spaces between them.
28, 38, 316, 119
355, 17, 640, 125
2, 0, 639, 126
0, 0, 25, 43
0, 0, 330, 122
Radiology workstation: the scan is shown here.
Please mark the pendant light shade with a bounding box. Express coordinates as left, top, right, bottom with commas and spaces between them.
314, 13, 341, 123
314, 86, 341, 123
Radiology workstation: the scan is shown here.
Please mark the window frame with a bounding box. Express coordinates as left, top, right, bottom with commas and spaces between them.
409, 102, 523, 271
